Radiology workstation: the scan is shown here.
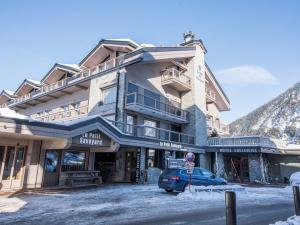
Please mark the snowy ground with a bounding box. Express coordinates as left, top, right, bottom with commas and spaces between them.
0, 184, 296, 225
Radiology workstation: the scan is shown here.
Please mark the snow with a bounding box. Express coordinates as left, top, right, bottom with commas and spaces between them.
0, 108, 29, 120
270, 215, 300, 225
0, 184, 294, 224
290, 172, 300, 186
27, 79, 41, 86
105, 38, 140, 47
3, 90, 15, 96
141, 43, 156, 47
60, 63, 81, 71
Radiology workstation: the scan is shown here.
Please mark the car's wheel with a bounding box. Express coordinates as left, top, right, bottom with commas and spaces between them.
182, 183, 188, 192
165, 188, 173, 192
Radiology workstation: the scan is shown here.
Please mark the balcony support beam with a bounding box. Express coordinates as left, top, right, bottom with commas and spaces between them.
75, 84, 89, 90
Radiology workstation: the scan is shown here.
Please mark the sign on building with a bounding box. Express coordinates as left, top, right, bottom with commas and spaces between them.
71, 129, 111, 147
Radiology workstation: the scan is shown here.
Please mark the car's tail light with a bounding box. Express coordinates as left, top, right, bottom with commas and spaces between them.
170, 176, 180, 181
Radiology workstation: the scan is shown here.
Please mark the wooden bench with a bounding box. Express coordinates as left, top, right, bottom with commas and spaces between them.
65, 171, 102, 187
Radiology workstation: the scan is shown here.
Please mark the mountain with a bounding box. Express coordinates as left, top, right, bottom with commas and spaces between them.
229, 82, 300, 144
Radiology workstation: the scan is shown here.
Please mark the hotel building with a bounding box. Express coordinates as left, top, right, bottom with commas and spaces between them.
1, 32, 294, 191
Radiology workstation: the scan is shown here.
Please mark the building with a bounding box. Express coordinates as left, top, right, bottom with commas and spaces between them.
0, 33, 232, 190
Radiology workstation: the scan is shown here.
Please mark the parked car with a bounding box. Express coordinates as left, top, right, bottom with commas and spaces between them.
290, 172, 300, 186
158, 167, 227, 192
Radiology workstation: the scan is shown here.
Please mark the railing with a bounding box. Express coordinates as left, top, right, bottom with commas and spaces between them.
8, 55, 125, 106
161, 68, 191, 86
125, 92, 189, 121
108, 120, 195, 145
207, 136, 277, 148
206, 87, 216, 101
207, 120, 229, 135
33, 105, 89, 122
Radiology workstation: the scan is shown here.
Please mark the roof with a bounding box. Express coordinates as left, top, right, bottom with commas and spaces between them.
0, 107, 29, 120
41, 63, 81, 83
14, 79, 42, 95
0, 90, 15, 98
79, 39, 140, 66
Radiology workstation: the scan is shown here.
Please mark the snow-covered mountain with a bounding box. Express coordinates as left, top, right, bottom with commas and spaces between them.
229, 82, 300, 144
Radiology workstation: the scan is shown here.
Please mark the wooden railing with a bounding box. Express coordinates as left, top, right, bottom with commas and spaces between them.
161, 68, 191, 86
8, 55, 125, 106
206, 87, 216, 101
33, 105, 89, 122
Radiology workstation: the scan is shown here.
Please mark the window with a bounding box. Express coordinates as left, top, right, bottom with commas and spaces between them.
144, 119, 157, 137
44, 151, 58, 173
72, 102, 81, 116
126, 114, 134, 134
61, 151, 86, 171
102, 86, 117, 105
126, 83, 139, 104
61, 105, 70, 118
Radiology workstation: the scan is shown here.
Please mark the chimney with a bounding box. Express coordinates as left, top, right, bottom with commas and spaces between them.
183, 31, 195, 43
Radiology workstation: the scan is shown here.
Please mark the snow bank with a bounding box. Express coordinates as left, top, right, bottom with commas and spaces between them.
270, 215, 300, 225
0, 108, 29, 120
290, 172, 300, 186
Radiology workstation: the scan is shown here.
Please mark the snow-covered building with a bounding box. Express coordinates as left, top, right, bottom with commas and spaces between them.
4, 32, 297, 190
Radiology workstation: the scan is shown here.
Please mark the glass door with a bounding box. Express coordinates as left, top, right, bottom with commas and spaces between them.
1, 146, 26, 190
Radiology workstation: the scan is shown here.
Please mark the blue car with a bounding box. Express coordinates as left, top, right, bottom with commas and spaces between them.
158, 167, 227, 192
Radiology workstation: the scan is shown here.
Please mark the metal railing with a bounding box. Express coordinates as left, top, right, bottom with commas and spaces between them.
108, 120, 195, 145
161, 68, 191, 86
8, 55, 125, 106
33, 105, 89, 122
125, 92, 189, 121
207, 136, 277, 148
206, 87, 216, 101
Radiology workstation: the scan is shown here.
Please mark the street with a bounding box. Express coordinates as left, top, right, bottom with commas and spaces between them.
0, 184, 295, 225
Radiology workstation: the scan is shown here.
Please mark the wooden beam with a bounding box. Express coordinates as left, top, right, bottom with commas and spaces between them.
60, 90, 73, 95
34, 99, 47, 103
47, 94, 59, 99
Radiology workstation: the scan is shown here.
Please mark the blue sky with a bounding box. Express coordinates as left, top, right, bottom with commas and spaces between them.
0, 0, 299, 123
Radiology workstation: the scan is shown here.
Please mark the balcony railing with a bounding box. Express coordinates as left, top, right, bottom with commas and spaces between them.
108, 120, 195, 145
8, 55, 125, 106
206, 87, 216, 102
207, 136, 277, 149
125, 92, 189, 122
161, 68, 191, 86
33, 105, 89, 122
207, 120, 229, 135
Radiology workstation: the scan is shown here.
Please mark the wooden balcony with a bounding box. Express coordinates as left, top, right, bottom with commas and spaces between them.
161, 68, 191, 92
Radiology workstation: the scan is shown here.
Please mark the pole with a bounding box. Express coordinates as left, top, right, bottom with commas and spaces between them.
293, 186, 300, 216
225, 191, 237, 225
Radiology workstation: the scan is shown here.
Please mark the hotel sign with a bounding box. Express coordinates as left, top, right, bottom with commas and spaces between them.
220, 148, 258, 153
159, 141, 182, 149
72, 130, 110, 147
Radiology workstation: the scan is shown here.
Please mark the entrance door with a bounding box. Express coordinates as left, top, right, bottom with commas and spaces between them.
124, 152, 137, 182
43, 150, 61, 187
1, 146, 27, 190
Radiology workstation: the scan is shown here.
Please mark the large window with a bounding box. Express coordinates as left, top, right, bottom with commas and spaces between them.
126, 83, 139, 104
61, 105, 70, 118
144, 119, 157, 137
144, 89, 160, 109
102, 86, 117, 105
44, 151, 59, 173
61, 151, 86, 171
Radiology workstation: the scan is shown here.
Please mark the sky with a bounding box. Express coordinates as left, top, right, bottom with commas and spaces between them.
0, 0, 299, 123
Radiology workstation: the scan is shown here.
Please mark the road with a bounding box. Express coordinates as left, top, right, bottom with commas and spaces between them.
120, 202, 293, 225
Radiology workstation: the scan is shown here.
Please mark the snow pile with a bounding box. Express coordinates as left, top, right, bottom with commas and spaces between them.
0, 196, 27, 213
177, 185, 245, 201
0, 108, 29, 120
290, 172, 300, 186
270, 215, 300, 225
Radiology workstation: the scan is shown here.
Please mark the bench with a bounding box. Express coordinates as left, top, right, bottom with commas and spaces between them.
65, 171, 102, 187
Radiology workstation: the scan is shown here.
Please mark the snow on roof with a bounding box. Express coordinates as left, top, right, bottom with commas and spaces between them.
59, 63, 81, 71
4, 90, 15, 96
105, 38, 140, 47
285, 144, 300, 150
26, 79, 41, 86
0, 108, 29, 120
140, 43, 155, 47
